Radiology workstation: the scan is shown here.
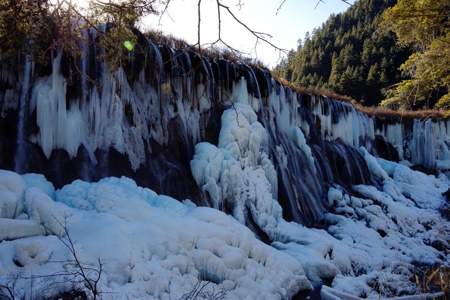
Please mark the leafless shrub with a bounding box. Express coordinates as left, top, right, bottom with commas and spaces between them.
0, 275, 18, 300
49, 219, 104, 300
180, 280, 226, 300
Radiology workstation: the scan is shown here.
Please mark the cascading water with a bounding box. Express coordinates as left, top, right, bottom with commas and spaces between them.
78, 29, 92, 181
0, 28, 449, 228
14, 55, 32, 174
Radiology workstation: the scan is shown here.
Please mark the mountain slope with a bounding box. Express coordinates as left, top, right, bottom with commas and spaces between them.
274, 0, 411, 106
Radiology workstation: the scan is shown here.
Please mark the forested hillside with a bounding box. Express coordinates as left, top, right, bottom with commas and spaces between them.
274, 0, 411, 106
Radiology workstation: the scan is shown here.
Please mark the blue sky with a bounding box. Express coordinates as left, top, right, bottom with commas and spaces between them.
143, 0, 351, 67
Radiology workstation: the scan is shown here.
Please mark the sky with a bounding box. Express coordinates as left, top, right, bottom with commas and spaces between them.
141, 0, 352, 67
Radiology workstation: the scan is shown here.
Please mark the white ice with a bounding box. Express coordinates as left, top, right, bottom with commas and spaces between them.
190, 100, 449, 298
0, 171, 310, 299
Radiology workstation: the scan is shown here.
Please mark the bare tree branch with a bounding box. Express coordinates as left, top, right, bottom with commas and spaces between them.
49, 217, 104, 300
315, 0, 353, 9
196, 0, 202, 51
158, 0, 173, 25
276, 0, 287, 15
217, 1, 286, 52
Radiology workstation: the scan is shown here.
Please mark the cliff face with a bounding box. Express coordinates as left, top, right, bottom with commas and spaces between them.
0, 28, 449, 227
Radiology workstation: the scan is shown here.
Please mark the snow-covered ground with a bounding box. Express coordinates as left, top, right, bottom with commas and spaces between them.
0, 158, 449, 299
0, 170, 311, 299
1, 103, 449, 299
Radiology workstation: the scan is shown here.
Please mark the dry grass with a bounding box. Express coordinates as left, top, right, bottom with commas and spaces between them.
412, 266, 450, 297
273, 77, 450, 121
354, 105, 449, 121
274, 77, 355, 102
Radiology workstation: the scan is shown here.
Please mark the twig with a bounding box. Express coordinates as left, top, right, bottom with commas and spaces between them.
196, 0, 202, 52
276, 0, 287, 15
216, 1, 287, 53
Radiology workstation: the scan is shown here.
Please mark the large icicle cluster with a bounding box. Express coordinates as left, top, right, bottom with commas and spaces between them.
376, 119, 450, 170
310, 97, 375, 148
191, 102, 282, 237
7, 46, 448, 175
29, 47, 209, 171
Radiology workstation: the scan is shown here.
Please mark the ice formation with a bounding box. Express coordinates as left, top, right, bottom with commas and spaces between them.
191, 103, 282, 237
190, 99, 450, 298
1, 143, 448, 299
0, 170, 310, 299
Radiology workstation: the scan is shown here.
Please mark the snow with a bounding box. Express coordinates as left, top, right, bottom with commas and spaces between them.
0, 218, 44, 241
0, 171, 310, 299
22, 173, 55, 198
0, 170, 25, 218
317, 152, 449, 297
360, 147, 389, 181
275, 151, 449, 297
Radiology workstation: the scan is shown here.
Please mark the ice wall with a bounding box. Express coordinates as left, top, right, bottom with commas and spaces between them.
0, 28, 448, 226
376, 118, 450, 169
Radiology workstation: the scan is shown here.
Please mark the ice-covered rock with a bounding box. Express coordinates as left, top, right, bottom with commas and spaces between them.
0, 218, 44, 241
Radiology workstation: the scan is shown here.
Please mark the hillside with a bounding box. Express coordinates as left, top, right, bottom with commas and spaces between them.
274, 0, 411, 106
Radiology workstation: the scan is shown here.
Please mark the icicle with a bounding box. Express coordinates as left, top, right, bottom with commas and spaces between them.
32, 52, 86, 159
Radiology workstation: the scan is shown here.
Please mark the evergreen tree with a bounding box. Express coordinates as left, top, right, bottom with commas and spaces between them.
274, 0, 412, 106
381, 0, 450, 109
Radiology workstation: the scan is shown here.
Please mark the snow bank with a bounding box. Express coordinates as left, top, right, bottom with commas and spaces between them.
0, 170, 25, 218
0, 151, 448, 299
0, 218, 44, 241
268, 150, 448, 298
311, 152, 450, 298
0, 171, 310, 299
